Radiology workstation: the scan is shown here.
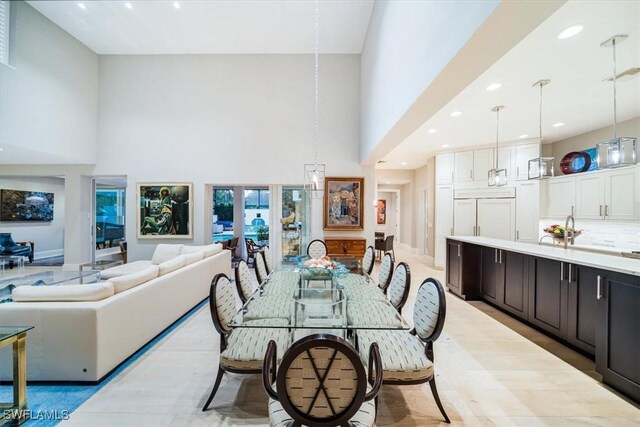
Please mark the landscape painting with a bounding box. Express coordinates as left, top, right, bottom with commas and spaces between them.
323, 177, 364, 231
0, 189, 54, 221
137, 182, 193, 239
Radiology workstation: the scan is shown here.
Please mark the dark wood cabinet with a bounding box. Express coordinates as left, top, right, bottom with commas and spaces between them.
596, 271, 640, 400
324, 237, 366, 258
480, 246, 502, 304
445, 239, 480, 300
500, 251, 528, 320
528, 257, 568, 339
566, 264, 600, 355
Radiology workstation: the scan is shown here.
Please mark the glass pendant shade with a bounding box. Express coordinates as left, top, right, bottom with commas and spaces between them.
488, 168, 508, 187
597, 137, 637, 168
304, 164, 325, 198
528, 157, 555, 179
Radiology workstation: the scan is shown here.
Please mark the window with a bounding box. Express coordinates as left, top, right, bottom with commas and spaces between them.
0, 0, 14, 67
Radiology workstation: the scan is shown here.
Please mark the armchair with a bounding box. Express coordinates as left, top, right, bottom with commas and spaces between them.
0, 233, 33, 263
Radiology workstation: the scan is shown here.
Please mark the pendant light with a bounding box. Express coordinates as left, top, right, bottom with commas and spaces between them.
596, 34, 637, 168
488, 105, 507, 187
528, 79, 555, 179
304, 0, 325, 198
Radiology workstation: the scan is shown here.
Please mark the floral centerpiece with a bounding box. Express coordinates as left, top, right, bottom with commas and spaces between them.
543, 224, 582, 240
299, 256, 348, 276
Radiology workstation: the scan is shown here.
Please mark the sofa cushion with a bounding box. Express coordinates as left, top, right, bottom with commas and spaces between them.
151, 244, 184, 264
100, 260, 153, 279
12, 282, 115, 302
181, 243, 221, 257
182, 251, 205, 265
109, 265, 160, 294
158, 256, 186, 276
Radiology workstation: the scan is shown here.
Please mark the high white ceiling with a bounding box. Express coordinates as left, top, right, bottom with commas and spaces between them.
27, 0, 374, 54
379, 0, 640, 170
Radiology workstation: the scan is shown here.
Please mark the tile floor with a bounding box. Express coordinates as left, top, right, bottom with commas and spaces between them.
25, 249, 640, 425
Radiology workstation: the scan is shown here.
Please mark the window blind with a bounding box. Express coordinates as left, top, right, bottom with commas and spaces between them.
0, 0, 10, 66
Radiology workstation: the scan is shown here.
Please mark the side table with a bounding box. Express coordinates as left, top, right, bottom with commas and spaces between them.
78, 259, 123, 282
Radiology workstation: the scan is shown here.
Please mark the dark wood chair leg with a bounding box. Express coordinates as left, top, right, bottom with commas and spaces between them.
202, 366, 225, 411
429, 377, 450, 423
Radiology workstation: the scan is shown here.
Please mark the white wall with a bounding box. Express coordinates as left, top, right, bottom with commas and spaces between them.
360, 0, 499, 162
95, 54, 373, 260
0, 176, 65, 259
0, 2, 99, 164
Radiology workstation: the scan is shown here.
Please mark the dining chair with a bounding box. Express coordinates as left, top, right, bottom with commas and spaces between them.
387, 262, 411, 315
378, 252, 395, 294
375, 235, 395, 260
254, 251, 269, 285
234, 260, 255, 304
261, 246, 273, 274
306, 239, 327, 259
262, 333, 382, 427
202, 273, 290, 411
245, 238, 261, 267
356, 278, 450, 423
227, 236, 240, 260
362, 245, 375, 276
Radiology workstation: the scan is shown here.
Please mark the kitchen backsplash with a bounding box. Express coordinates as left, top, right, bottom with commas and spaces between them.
539, 219, 640, 252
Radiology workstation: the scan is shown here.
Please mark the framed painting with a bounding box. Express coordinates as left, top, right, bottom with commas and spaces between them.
137, 182, 193, 239
376, 199, 386, 225
0, 189, 54, 221
323, 177, 364, 231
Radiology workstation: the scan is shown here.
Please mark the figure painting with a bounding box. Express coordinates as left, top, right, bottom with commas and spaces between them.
323, 177, 364, 231
137, 183, 193, 239
376, 199, 386, 225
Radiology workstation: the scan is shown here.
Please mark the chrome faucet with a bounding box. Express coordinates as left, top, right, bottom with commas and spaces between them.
564, 214, 575, 249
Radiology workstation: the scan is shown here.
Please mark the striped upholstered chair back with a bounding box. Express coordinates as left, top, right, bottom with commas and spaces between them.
263, 334, 382, 427
262, 246, 273, 274
307, 239, 327, 259
362, 245, 375, 276
387, 262, 411, 314
414, 278, 447, 343
254, 252, 269, 285
234, 260, 254, 303
378, 253, 395, 293
209, 273, 237, 335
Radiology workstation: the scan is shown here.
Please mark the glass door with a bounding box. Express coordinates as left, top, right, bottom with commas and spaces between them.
280, 187, 310, 265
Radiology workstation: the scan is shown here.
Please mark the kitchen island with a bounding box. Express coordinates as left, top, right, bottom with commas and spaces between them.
446, 236, 639, 402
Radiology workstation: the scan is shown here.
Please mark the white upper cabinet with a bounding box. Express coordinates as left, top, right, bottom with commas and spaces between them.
454, 151, 474, 182
477, 198, 516, 241
576, 174, 605, 219
515, 143, 540, 180
543, 176, 576, 218
473, 148, 494, 184
497, 146, 516, 178
516, 181, 540, 242
453, 199, 477, 236
436, 153, 454, 185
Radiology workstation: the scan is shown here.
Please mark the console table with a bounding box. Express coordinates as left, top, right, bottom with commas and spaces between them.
324, 237, 366, 259
0, 326, 33, 426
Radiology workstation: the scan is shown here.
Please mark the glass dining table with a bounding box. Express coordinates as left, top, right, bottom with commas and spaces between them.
229, 266, 409, 339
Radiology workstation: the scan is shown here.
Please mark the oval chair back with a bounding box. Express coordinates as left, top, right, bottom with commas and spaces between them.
234, 260, 254, 303
254, 252, 269, 285
307, 239, 327, 259
362, 245, 375, 276
378, 253, 394, 293
414, 277, 447, 345
262, 246, 273, 274
209, 273, 237, 336
263, 334, 382, 427
387, 262, 411, 314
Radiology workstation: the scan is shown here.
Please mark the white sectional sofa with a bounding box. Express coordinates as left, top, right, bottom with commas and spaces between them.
0, 243, 231, 382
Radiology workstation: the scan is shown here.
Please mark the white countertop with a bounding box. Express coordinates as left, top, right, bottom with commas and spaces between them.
447, 236, 640, 277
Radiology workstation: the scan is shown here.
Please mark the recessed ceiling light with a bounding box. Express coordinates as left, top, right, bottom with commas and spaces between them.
124, 2, 133, 9
441, 144, 449, 148
552, 122, 565, 127
401, 162, 407, 166
558, 25, 583, 40
486, 83, 501, 91
427, 129, 437, 134
519, 134, 529, 139
77, 2, 86, 9
450, 111, 462, 117
173, 1, 181, 9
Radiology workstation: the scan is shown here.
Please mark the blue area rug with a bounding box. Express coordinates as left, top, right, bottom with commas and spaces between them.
0, 299, 207, 426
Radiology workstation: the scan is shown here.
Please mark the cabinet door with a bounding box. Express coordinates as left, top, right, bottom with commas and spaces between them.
446, 240, 462, 293
454, 151, 474, 182
473, 148, 494, 184
576, 174, 605, 219
605, 168, 636, 220
515, 143, 539, 180
480, 246, 502, 304
567, 264, 599, 355
497, 146, 516, 178
516, 181, 539, 242
435, 185, 453, 237
477, 198, 515, 240
596, 271, 640, 400
436, 154, 454, 185
546, 177, 576, 218
528, 257, 568, 339
501, 250, 528, 320
454, 199, 476, 236
434, 236, 446, 269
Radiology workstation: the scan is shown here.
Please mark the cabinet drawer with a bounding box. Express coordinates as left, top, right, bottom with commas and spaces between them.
324, 238, 366, 257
